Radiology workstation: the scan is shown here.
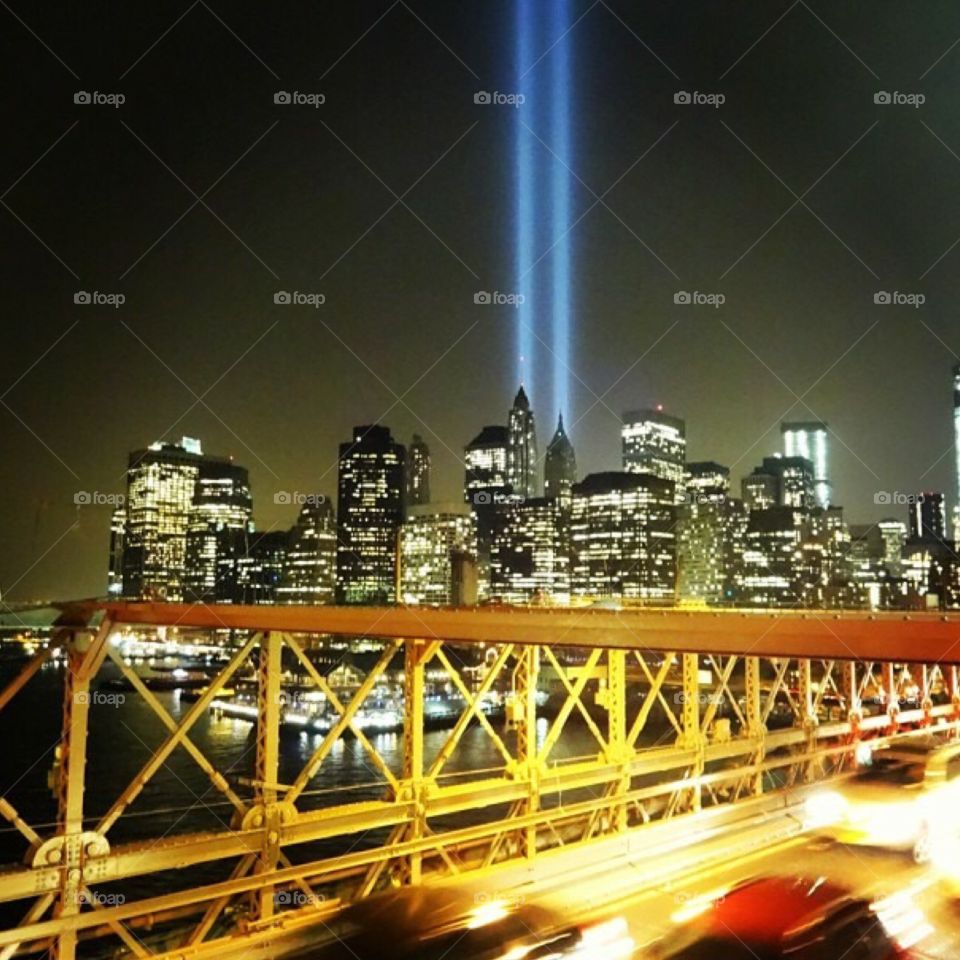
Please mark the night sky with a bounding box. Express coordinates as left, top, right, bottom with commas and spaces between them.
3, 1, 960, 600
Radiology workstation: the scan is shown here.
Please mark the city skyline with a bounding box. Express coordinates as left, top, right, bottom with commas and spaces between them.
6, 2, 960, 600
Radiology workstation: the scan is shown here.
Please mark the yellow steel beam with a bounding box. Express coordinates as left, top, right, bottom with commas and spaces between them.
73, 601, 960, 663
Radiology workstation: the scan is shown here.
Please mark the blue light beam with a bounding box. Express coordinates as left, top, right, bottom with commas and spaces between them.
550, 0, 572, 423
515, 0, 536, 397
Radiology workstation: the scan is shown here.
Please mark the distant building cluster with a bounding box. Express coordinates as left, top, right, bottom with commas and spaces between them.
107, 365, 960, 611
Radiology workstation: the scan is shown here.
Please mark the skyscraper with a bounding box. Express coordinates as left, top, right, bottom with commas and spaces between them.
122, 438, 205, 601
400, 502, 477, 605
544, 413, 577, 504
622, 408, 686, 504
183, 460, 253, 603
507, 386, 538, 498
742, 456, 815, 511
107, 507, 126, 597
570, 472, 676, 600
909, 492, 948, 543
490, 497, 570, 603
685, 462, 730, 505
406, 434, 431, 507
336, 425, 405, 604
277, 497, 337, 604
464, 425, 509, 504
236, 531, 289, 604
782, 421, 831, 508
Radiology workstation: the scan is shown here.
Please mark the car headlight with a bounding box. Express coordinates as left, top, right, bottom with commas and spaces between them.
805, 790, 848, 828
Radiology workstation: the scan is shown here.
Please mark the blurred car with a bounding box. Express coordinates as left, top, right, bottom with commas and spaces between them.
290, 884, 633, 960
648, 875, 925, 959
804, 737, 960, 862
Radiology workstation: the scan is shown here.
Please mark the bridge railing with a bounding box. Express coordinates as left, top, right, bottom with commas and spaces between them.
1, 602, 960, 959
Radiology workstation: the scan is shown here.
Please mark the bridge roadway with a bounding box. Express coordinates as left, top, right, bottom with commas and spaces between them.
156, 782, 959, 960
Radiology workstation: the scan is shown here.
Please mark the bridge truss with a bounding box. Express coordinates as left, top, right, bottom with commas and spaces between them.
1, 603, 960, 958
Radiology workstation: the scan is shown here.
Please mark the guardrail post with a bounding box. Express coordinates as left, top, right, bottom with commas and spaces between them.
882, 662, 899, 732
606, 649, 628, 831
798, 659, 819, 781
403, 639, 427, 883
514, 646, 540, 860
254, 631, 282, 919
744, 657, 764, 796
844, 661, 862, 747
680, 654, 703, 812
51, 629, 106, 960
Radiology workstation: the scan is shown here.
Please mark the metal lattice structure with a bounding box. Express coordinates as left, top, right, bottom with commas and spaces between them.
2, 602, 960, 959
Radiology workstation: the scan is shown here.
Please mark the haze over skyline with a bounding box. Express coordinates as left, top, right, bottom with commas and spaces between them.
4, 1, 960, 599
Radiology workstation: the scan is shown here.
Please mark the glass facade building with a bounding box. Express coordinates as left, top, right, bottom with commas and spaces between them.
622, 408, 686, 504
336, 425, 405, 605
782, 421, 831, 509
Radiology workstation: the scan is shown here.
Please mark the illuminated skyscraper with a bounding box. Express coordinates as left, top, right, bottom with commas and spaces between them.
909, 492, 948, 543
464, 426, 509, 503
544, 413, 576, 504
570, 472, 676, 600
122, 437, 205, 601
406, 434, 431, 507
622, 408, 686, 504
782, 422, 830, 508
507, 386, 538, 498
183, 460, 253, 603
490, 497, 570, 603
336, 425, 405, 604
278, 497, 337, 604
400, 502, 477, 605
742, 456, 814, 511
685, 462, 730, 505
236, 531, 289, 604
107, 507, 126, 597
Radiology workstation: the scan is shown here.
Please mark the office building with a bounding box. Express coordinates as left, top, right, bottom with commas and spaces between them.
507, 386, 538, 498
107, 507, 126, 597
277, 497, 337, 604
685, 462, 730, 505
236, 530, 289, 604
400, 502, 477, 605
677, 496, 747, 605
742, 456, 814, 511
570, 472, 676, 600
622, 408, 686, 504
336, 425, 406, 605
909, 492, 948, 543
782, 421, 831, 508
406, 434, 431, 507
490, 497, 570, 603
464, 425, 509, 503
740, 506, 807, 607
183, 460, 253, 603
122, 437, 205, 601
544, 414, 577, 504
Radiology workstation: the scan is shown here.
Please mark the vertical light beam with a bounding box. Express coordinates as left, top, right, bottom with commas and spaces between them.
515, 0, 536, 396
550, 0, 572, 422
